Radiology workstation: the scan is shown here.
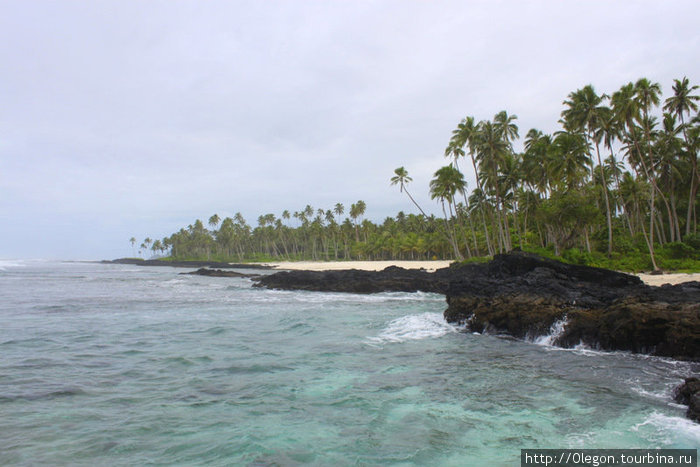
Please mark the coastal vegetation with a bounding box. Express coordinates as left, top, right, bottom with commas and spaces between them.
135, 77, 700, 272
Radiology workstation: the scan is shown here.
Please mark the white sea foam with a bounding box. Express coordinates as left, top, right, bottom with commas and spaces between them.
368, 312, 457, 344
0, 259, 26, 271
633, 412, 700, 445
254, 289, 444, 305
629, 382, 672, 401
534, 317, 568, 346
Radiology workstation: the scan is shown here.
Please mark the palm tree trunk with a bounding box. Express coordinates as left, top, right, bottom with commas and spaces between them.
467, 211, 479, 255
405, 188, 428, 217
628, 121, 659, 270
441, 201, 462, 260
687, 172, 698, 236
648, 187, 659, 270
593, 140, 614, 256
469, 154, 495, 255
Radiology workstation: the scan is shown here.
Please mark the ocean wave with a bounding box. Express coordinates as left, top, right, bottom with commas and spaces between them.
533, 317, 568, 346
0, 260, 26, 271
256, 289, 444, 305
367, 312, 457, 344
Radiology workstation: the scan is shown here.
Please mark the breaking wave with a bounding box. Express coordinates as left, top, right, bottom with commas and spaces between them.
368, 312, 457, 344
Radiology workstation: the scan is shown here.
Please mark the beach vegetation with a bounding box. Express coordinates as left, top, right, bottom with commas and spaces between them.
133, 76, 700, 272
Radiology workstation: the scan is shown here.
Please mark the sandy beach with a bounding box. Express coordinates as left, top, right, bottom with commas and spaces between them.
635, 272, 700, 286
263, 260, 700, 286
263, 260, 453, 273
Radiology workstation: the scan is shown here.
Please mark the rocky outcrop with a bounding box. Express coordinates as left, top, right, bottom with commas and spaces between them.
252, 266, 455, 294
180, 268, 261, 278
253, 251, 700, 360
444, 252, 700, 360
674, 378, 700, 422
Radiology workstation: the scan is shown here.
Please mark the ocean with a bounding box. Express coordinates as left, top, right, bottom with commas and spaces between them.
0, 260, 698, 465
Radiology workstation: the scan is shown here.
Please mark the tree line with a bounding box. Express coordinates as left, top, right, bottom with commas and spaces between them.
133, 76, 700, 271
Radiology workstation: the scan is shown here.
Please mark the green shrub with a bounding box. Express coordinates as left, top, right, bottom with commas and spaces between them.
682, 233, 700, 250
660, 241, 698, 260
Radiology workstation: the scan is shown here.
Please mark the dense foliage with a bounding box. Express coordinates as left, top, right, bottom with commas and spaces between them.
135, 77, 700, 272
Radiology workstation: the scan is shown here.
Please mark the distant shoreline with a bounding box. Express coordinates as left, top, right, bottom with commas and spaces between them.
101, 258, 275, 269
103, 257, 700, 286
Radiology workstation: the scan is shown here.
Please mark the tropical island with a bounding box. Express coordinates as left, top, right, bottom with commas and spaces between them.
128, 77, 699, 274
114, 77, 700, 423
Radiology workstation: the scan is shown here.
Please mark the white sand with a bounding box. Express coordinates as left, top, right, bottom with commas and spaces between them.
261, 260, 453, 273
636, 272, 700, 286
262, 260, 700, 286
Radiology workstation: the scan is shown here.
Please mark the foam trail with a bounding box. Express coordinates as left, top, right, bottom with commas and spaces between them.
368, 312, 457, 344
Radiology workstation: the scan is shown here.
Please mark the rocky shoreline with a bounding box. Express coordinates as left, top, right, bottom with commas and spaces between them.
253, 251, 700, 361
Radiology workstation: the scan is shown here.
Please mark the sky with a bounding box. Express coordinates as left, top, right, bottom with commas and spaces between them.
1, 0, 699, 260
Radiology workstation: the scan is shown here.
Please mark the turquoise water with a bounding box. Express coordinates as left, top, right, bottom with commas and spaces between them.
0, 260, 698, 466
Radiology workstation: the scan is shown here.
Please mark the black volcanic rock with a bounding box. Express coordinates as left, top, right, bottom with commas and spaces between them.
181, 268, 261, 278
252, 266, 456, 294
253, 251, 700, 360
443, 252, 700, 360
674, 378, 700, 422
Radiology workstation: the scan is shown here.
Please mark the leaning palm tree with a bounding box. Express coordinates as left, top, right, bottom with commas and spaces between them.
390, 167, 427, 216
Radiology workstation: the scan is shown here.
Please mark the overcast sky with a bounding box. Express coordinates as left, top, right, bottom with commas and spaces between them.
1, 0, 698, 259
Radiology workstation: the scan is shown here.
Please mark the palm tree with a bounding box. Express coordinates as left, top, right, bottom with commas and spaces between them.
208, 214, 220, 230
494, 110, 519, 145
561, 85, 614, 255
390, 167, 427, 216
129, 237, 137, 257
430, 165, 466, 259
550, 131, 591, 191
664, 77, 700, 235
612, 81, 659, 270
523, 129, 554, 195
656, 113, 685, 240
349, 201, 366, 244
446, 115, 494, 255
473, 119, 511, 251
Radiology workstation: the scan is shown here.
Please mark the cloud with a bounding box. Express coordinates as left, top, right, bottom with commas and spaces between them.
1, 0, 699, 258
